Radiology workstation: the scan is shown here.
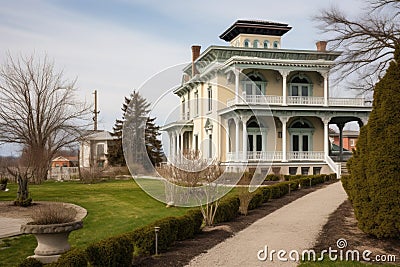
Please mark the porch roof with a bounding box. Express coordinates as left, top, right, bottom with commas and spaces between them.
160, 121, 193, 132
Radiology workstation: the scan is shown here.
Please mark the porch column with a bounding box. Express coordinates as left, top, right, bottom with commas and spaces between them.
322, 72, 329, 106
169, 132, 174, 159
323, 117, 331, 158
261, 129, 267, 160
175, 131, 179, 158
180, 133, 183, 156
338, 123, 345, 161
241, 114, 251, 161
242, 117, 247, 161
225, 119, 230, 159
235, 68, 241, 103
279, 70, 290, 106
234, 117, 240, 161
281, 117, 289, 162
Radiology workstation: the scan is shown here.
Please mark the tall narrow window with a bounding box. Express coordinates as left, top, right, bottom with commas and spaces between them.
209, 134, 213, 158
187, 93, 190, 118
244, 39, 250, 47
195, 135, 199, 152
273, 41, 279, 48
195, 91, 199, 116
182, 97, 185, 119
263, 40, 269, 48
207, 87, 212, 112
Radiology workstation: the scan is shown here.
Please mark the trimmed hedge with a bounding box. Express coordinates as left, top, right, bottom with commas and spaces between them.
127, 208, 203, 257
17, 258, 43, 267
265, 174, 280, 181
248, 186, 272, 210
214, 196, 240, 224
52, 248, 87, 267
284, 174, 336, 182
86, 234, 132, 267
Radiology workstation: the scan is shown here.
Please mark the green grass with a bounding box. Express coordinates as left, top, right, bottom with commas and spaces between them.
0, 179, 189, 267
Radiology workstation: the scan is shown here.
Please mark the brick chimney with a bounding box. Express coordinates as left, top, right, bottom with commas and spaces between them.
191, 45, 201, 77
316, 41, 327, 52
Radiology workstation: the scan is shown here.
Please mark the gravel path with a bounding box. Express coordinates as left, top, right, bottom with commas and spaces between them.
186, 182, 347, 267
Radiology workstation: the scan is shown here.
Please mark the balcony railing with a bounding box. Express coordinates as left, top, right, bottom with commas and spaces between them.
287, 151, 325, 160
227, 95, 370, 107
288, 96, 324, 105
226, 151, 324, 161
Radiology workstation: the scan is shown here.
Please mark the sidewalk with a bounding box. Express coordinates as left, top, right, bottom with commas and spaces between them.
0, 217, 29, 239
187, 182, 348, 267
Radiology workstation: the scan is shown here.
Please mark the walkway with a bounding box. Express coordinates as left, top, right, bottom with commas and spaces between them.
0, 218, 29, 239
187, 182, 348, 267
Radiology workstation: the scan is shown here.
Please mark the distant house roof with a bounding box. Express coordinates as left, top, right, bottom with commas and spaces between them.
331, 143, 350, 152
52, 156, 78, 162
329, 130, 360, 137
82, 130, 116, 141
219, 20, 292, 42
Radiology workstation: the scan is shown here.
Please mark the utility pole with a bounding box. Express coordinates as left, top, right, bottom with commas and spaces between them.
93, 90, 100, 131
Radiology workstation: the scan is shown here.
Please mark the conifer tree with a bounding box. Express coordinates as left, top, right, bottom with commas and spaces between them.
344, 44, 400, 238
107, 96, 132, 166
145, 117, 165, 166
107, 91, 165, 169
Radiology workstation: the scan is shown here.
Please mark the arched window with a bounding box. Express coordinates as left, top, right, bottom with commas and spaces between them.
273, 41, 280, 48
289, 74, 313, 98
243, 72, 267, 96
263, 40, 269, 48
244, 39, 250, 47
253, 40, 259, 48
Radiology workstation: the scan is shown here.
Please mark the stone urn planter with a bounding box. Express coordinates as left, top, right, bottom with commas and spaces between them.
20, 203, 87, 264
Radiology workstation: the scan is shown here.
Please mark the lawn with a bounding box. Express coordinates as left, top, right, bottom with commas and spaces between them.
0, 179, 189, 267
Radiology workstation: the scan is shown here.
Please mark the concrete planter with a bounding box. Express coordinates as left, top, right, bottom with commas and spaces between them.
20, 203, 87, 264
0, 183, 7, 191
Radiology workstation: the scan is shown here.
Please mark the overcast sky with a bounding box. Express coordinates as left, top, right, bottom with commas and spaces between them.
0, 0, 365, 156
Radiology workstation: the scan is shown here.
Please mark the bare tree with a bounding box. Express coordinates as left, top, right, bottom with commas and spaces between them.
158, 151, 223, 226
314, 0, 400, 91
0, 53, 91, 183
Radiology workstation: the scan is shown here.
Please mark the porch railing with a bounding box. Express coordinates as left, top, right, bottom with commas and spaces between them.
227, 95, 370, 107
325, 155, 342, 178
226, 151, 324, 161
288, 96, 324, 105
287, 151, 325, 160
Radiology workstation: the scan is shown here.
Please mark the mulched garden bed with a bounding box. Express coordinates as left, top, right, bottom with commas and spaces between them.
136, 181, 337, 267
312, 200, 400, 265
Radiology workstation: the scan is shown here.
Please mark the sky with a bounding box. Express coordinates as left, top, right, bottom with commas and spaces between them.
0, 0, 365, 156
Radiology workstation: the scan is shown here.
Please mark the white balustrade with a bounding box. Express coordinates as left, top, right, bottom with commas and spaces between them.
288, 96, 324, 105
226, 95, 369, 107
227, 151, 326, 161
287, 151, 325, 160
